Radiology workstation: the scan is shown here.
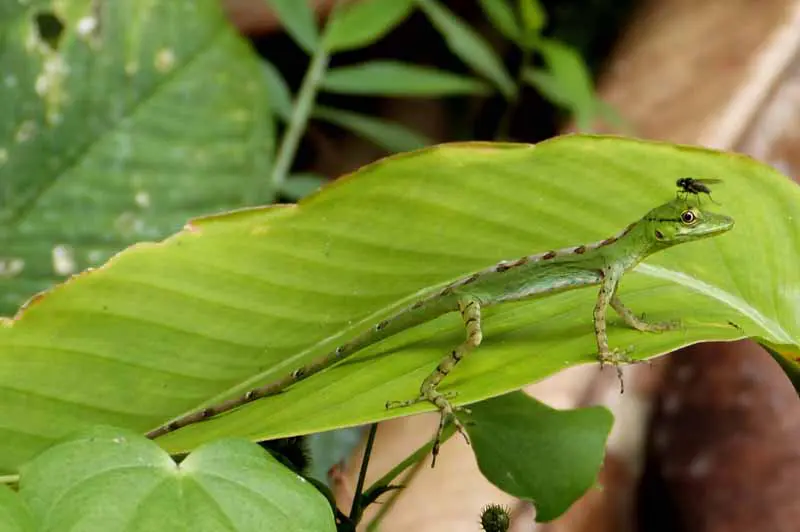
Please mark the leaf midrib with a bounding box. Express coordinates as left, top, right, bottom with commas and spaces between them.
637, 263, 792, 343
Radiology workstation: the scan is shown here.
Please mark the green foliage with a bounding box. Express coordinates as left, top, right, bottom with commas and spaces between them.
0, 485, 32, 532
324, 0, 414, 53
478, 0, 611, 129
1, 135, 797, 478
0, 0, 273, 314
313, 106, 431, 152
265, 0, 319, 54
13, 426, 334, 531
523, 40, 600, 131
415, 0, 516, 98
467, 392, 613, 522
321, 61, 491, 96
279, 173, 329, 201
3, 1, 791, 529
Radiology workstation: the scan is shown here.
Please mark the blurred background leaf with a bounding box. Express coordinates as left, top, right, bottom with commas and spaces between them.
321, 60, 491, 96
323, 0, 414, 53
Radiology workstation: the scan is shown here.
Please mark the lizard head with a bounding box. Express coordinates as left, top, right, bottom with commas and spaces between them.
645, 198, 734, 246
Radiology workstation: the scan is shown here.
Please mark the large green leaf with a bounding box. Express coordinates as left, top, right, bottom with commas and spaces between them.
467, 392, 613, 522
0, 135, 798, 474
18, 426, 335, 531
0, 0, 273, 314
0, 485, 33, 532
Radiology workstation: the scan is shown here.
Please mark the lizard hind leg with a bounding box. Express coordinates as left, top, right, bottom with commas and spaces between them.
385, 297, 482, 466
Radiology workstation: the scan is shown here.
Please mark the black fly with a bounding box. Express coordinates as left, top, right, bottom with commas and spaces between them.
676, 177, 722, 203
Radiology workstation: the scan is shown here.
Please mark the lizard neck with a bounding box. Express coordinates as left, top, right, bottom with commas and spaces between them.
602, 218, 660, 271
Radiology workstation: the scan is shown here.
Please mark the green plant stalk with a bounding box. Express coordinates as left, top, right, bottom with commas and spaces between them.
365, 459, 425, 532
364, 424, 457, 531
269, 44, 331, 190
362, 423, 456, 500
349, 423, 378, 524
0, 474, 19, 485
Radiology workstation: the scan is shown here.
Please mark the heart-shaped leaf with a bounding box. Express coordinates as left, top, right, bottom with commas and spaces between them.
19, 426, 335, 531
466, 392, 613, 522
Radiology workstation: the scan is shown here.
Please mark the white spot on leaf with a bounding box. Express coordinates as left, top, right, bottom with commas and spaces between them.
0, 258, 25, 278
134, 191, 150, 208
154, 48, 176, 72
125, 62, 139, 75
4, 75, 17, 88
51, 245, 76, 276
76, 16, 97, 36
0, 149, 7, 165
35, 54, 69, 124
15, 121, 36, 143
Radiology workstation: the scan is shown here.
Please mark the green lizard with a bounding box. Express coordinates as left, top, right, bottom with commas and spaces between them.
147, 197, 734, 462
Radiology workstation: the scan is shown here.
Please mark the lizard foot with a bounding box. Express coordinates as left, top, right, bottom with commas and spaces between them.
597, 346, 641, 393
386, 389, 470, 468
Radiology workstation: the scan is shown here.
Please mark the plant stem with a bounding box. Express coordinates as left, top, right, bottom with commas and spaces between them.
362, 423, 457, 530
0, 474, 19, 485
349, 423, 379, 524
365, 453, 426, 532
269, 43, 330, 190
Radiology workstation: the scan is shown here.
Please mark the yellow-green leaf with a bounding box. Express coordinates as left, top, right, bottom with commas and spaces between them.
0, 135, 797, 473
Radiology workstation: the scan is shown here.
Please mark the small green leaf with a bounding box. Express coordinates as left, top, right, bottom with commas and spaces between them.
523, 69, 573, 107
281, 173, 329, 201
415, 0, 516, 98
518, 0, 546, 39
0, 485, 33, 532
262, 59, 293, 122
266, 0, 319, 54
322, 60, 491, 96
477, 0, 520, 42
313, 106, 431, 152
523, 39, 598, 129
324, 0, 414, 53
19, 426, 335, 532
466, 392, 613, 522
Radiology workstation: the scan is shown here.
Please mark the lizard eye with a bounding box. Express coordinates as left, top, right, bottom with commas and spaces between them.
680, 210, 697, 224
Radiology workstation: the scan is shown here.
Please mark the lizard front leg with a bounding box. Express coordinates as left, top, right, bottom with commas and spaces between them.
594, 269, 635, 392
611, 295, 680, 332
386, 297, 481, 466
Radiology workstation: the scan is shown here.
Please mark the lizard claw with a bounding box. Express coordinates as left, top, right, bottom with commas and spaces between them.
598, 347, 637, 393
386, 389, 470, 467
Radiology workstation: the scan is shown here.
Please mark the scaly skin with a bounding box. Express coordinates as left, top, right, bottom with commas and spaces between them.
147, 198, 734, 464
